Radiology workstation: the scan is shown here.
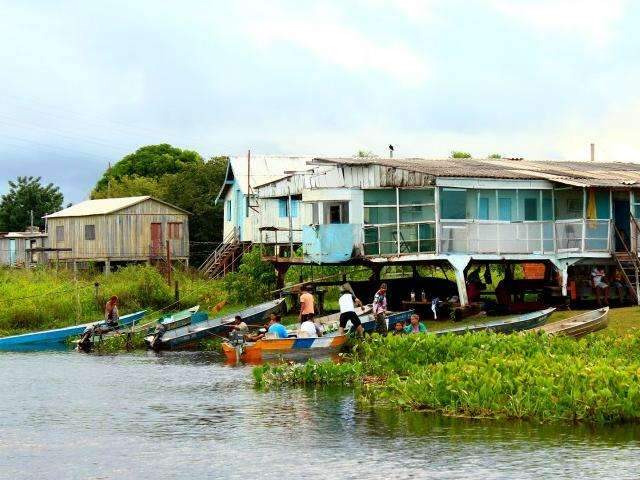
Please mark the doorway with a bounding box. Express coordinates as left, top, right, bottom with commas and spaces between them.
151, 223, 163, 256
613, 196, 631, 251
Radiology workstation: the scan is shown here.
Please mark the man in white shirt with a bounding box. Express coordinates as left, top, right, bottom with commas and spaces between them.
338, 283, 364, 337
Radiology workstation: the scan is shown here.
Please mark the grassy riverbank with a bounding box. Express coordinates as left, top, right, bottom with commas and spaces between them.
0, 265, 227, 336
255, 307, 640, 424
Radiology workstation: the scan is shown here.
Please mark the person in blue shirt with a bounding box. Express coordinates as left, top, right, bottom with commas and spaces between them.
267, 314, 289, 339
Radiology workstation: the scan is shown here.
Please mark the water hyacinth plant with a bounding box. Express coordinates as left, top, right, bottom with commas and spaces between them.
254, 331, 640, 424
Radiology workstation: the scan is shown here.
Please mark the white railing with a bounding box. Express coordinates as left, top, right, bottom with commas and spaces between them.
438, 220, 610, 255
363, 222, 436, 256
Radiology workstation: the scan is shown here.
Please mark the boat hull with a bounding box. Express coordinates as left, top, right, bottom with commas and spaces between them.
147, 299, 286, 350
0, 310, 147, 350
433, 308, 555, 336
532, 307, 608, 338
222, 334, 348, 362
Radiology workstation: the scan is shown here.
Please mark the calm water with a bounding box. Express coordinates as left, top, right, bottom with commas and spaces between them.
2, 352, 640, 480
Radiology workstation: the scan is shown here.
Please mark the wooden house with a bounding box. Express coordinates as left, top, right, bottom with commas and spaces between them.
43, 196, 189, 270
0, 228, 48, 267
250, 156, 640, 306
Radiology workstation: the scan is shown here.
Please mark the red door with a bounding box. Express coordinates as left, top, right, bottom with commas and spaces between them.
151, 223, 163, 256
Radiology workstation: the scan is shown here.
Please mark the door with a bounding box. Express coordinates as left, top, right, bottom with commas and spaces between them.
151, 223, 163, 256
8, 239, 16, 266
614, 199, 631, 251
234, 187, 244, 239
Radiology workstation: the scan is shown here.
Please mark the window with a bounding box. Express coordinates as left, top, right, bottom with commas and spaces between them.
291, 199, 299, 218
56, 225, 64, 242
225, 200, 231, 221
498, 197, 512, 221
555, 187, 583, 220
168, 222, 183, 239
325, 203, 349, 224
478, 197, 490, 220
278, 199, 288, 218
440, 188, 467, 219
84, 224, 95, 240
524, 198, 538, 221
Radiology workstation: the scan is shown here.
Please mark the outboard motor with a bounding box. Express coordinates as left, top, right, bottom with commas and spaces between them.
228, 329, 245, 363
149, 323, 167, 352
77, 325, 95, 353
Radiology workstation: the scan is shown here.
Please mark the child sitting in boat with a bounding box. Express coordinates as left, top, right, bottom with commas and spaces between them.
266, 314, 289, 339
298, 318, 319, 338
392, 320, 405, 335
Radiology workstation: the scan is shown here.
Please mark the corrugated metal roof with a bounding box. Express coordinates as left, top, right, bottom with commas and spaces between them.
216, 155, 313, 202
44, 196, 188, 218
312, 157, 640, 187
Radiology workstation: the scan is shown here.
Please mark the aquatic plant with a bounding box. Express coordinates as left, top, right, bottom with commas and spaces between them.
92, 331, 148, 353
255, 330, 640, 424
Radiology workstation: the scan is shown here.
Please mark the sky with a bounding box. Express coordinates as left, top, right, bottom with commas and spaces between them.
1, 0, 640, 203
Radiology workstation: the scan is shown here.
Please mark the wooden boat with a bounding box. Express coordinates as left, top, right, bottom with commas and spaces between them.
433, 307, 555, 336
531, 307, 608, 338
222, 310, 415, 362
0, 310, 147, 351
145, 298, 286, 350
76, 306, 201, 352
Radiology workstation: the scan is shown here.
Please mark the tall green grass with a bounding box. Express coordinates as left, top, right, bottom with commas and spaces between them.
0, 265, 228, 335
255, 330, 640, 424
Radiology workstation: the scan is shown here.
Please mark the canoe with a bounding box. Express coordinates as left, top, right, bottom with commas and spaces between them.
0, 310, 147, 351
156, 306, 201, 331
433, 307, 555, 336
531, 307, 608, 338
222, 309, 415, 362
145, 298, 286, 350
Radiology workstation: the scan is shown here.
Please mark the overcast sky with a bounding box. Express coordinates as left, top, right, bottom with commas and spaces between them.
1, 0, 639, 203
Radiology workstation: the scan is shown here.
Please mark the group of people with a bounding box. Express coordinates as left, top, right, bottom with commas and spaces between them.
227, 281, 430, 342
591, 266, 632, 306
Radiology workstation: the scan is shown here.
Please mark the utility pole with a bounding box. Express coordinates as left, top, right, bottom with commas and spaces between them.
166, 239, 172, 285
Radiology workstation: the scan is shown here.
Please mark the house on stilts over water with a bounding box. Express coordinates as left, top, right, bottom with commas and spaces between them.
212, 154, 640, 309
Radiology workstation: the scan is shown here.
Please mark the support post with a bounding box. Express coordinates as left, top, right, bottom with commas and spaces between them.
447, 255, 471, 307
175, 280, 179, 303
104, 259, 111, 275
166, 239, 171, 285
275, 264, 290, 291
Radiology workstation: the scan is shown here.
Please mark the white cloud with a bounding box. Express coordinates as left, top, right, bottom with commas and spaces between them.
489, 0, 626, 47
246, 5, 429, 86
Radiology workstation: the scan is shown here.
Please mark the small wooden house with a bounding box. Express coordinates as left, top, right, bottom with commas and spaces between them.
0, 229, 48, 267
44, 196, 189, 269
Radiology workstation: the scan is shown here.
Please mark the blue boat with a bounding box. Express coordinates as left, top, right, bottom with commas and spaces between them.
0, 310, 147, 351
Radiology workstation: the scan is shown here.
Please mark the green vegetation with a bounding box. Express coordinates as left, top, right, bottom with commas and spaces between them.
0, 265, 226, 336
255, 311, 640, 424
91, 331, 148, 353
91, 144, 228, 264
450, 151, 472, 159
0, 176, 64, 231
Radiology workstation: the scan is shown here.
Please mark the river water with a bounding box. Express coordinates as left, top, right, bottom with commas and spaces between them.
2, 351, 640, 480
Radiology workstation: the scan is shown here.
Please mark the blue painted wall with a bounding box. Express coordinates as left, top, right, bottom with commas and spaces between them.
302, 224, 356, 263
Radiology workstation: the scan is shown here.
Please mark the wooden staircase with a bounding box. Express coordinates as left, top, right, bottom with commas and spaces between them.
613, 221, 640, 304
198, 228, 252, 279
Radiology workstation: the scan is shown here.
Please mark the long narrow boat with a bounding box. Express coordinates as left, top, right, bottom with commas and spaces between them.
531, 307, 608, 338
0, 310, 147, 351
222, 310, 415, 362
145, 298, 286, 350
433, 307, 555, 336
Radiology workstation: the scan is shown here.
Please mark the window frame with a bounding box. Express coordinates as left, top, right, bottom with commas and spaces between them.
55, 225, 64, 243
84, 224, 96, 241
168, 222, 183, 240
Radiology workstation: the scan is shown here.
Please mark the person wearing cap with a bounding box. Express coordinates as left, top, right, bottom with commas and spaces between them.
372, 283, 388, 334
338, 283, 364, 337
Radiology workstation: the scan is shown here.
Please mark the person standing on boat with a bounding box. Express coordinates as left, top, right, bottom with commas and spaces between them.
104, 296, 119, 328
338, 283, 364, 337
404, 314, 427, 334
299, 285, 315, 323
372, 283, 388, 335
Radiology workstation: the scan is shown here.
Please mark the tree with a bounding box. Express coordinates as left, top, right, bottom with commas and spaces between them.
92, 144, 203, 195
91, 175, 162, 199
451, 151, 472, 158
0, 176, 64, 231
356, 150, 378, 158
488, 153, 502, 159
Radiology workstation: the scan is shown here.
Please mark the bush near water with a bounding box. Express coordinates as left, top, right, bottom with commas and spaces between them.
255, 330, 640, 424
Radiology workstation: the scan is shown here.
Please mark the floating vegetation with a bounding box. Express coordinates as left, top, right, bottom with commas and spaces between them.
91, 331, 148, 353
255, 331, 640, 424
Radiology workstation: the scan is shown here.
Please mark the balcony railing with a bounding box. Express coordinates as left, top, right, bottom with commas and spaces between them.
439, 219, 610, 255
